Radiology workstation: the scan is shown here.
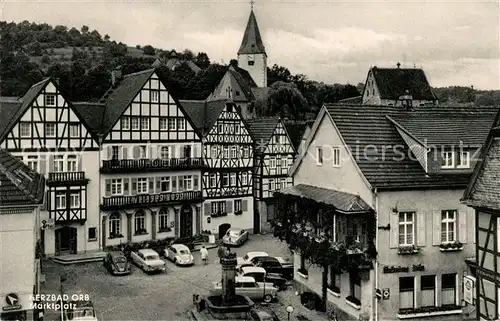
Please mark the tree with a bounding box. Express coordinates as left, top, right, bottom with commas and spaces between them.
254, 81, 308, 119
81, 25, 89, 34
195, 52, 210, 69
40, 54, 51, 64
229, 59, 238, 67
181, 49, 194, 60
142, 45, 156, 55
267, 64, 291, 85
26, 41, 43, 56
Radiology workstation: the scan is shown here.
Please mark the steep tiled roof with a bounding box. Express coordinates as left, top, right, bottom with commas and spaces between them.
338, 96, 362, 104
284, 121, 311, 151
238, 10, 266, 55
251, 87, 270, 101
370, 67, 437, 101
229, 66, 257, 100
277, 184, 372, 213
180, 99, 227, 136
0, 148, 45, 206
72, 102, 106, 138
246, 117, 279, 152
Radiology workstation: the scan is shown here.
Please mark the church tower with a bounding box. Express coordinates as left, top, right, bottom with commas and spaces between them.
237, 2, 267, 87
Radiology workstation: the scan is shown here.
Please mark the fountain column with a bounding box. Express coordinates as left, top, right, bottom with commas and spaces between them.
219, 248, 237, 304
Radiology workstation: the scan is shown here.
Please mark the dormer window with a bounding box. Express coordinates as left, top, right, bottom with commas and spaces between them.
441, 152, 454, 169
457, 151, 470, 168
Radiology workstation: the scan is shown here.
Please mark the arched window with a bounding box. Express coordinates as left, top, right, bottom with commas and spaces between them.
134, 210, 146, 234
159, 208, 170, 231
109, 213, 121, 237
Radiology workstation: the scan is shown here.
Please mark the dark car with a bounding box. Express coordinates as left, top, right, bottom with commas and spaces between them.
247, 307, 281, 321
251, 256, 294, 280
103, 251, 131, 275
238, 266, 288, 291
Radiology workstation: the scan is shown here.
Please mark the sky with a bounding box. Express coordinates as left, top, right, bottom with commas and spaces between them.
2, 0, 500, 90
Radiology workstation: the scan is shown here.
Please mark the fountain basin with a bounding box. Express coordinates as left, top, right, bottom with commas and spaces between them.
206, 295, 254, 320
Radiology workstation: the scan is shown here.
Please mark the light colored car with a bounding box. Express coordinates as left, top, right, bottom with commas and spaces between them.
130, 249, 165, 273
237, 251, 269, 267
211, 276, 278, 303
62, 300, 97, 321
222, 228, 249, 246
164, 244, 194, 266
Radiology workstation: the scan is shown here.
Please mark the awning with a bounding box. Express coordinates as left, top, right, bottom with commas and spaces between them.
276, 184, 373, 214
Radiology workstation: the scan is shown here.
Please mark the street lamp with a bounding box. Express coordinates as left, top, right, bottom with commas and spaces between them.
286, 305, 294, 321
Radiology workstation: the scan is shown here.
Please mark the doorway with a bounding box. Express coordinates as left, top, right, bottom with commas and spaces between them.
218, 223, 231, 239
55, 226, 77, 256
179, 205, 193, 238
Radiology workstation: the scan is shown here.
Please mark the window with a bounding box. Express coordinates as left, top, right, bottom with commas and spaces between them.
218, 123, 223, 133
281, 178, 287, 189
209, 174, 217, 187
441, 274, 456, 305
276, 180, 281, 190
150, 90, 159, 102
69, 124, 79, 137
441, 210, 456, 243
159, 117, 168, 130
111, 179, 123, 195
211, 146, 218, 158
211, 202, 218, 214
111, 146, 120, 160
223, 146, 229, 158
269, 157, 276, 169
235, 124, 240, 134
268, 179, 275, 191
168, 118, 176, 130
398, 212, 415, 246
67, 155, 78, 172
420, 275, 436, 307
349, 272, 361, 302
159, 146, 170, 159
138, 145, 147, 158
69, 193, 80, 208
45, 94, 56, 106
458, 151, 470, 168
55, 192, 66, 209
160, 177, 170, 192
159, 209, 169, 231
235, 91, 240, 96
230, 146, 237, 158
53, 155, 64, 172
131, 117, 140, 130
241, 172, 248, 186
217, 201, 226, 213
177, 118, 185, 130
141, 117, 149, 130
134, 211, 146, 233
121, 117, 130, 130
317, 147, 323, 165
332, 147, 341, 166
45, 123, 56, 137
137, 178, 148, 194
222, 173, 229, 187
184, 175, 193, 190
230, 173, 237, 186
281, 158, 287, 168
109, 213, 120, 236
243, 146, 250, 158
27, 156, 38, 171
235, 200, 242, 212
20, 123, 31, 137
399, 277, 415, 309
441, 152, 454, 168
88, 227, 97, 240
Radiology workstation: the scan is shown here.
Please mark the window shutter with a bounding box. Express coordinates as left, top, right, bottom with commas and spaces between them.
131, 178, 137, 195
48, 155, 54, 172
432, 210, 441, 246
179, 146, 185, 158
102, 146, 108, 160
124, 179, 129, 195
39, 155, 46, 174
204, 203, 210, 216
122, 147, 129, 160
469, 208, 476, 244
226, 200, 232, 213
416, 212, 426, 247
149, 177, 154, 193
156, 178, 161, 193
194, 175, 199, 190
389, 212, 399, 248
192, 145, 198, 158
133, 146, 139, 159
458, 210, 467, 243
178, 176, 184, 191
172, 177, 177, 192
77, 155, 83, 171
105, 179, 111, 197
106, 146, 112, 160
242, 200, 248, 211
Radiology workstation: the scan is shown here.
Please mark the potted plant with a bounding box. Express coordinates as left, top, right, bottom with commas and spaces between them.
397, 244, 420, 255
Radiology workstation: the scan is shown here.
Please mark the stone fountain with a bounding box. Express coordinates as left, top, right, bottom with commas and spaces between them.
204, 246, 254, 319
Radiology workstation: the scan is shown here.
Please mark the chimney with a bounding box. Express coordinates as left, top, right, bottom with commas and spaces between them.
111, 66, 122, 85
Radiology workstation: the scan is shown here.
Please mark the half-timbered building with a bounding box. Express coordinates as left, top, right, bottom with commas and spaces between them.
246, 117, 295, 233
74, 68, 205, 248
0, 79, 100, 256
462, 109, 500, 321
181, 99, 255, 235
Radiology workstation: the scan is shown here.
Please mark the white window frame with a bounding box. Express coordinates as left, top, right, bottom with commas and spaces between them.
317, 147, 323, 165
269, 179, 275, 191
55, 193, 66, 209
183, 175, 193, 191
45, 94, 56, 106
441, 274, 457, 306
45, 123, 56, 137
26, 155, 39, 172
281, 178, 287, 189
20, 123, 31, 137
441, 210, 457, 243
134, 211, 146, 233
141, 117, 149, 130
159, 146, 170, 159
241, 172, 248, 186
168, 118, 176, 130
210, 174, 217, 187
458, 151, 470, 168
67, 155, 78, 172
131, 116, 140, 130
121, 117, 130, 130
211, 146, 218, 158
398, 212, 415, 246
160, 177, 170, 192
230, 146, 237, 158
138, 145, 147, 158
111, 179, 123, 196
235, 124, 240, 134
243, 146, 250, 158
223, 146, 229, 158
69, 124, 79, 137
159, 210, 169, 230
137, 178, 148, 194
150, 90, 159, 103
217, 123, 223, 133
159, 117, 168, 130
230, 173, 237, 186
399, 276, 416, 310
222, 173, 229, 187
69, 193, 80, 208
332, 147, 341, 167
269, 157, 276, 169
53, 155, 65, 173
441, 152, 454, 168
109, 213, 120, 235
177, 118, 185, 130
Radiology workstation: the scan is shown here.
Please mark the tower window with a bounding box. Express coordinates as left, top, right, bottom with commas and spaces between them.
248, 61, 254, 66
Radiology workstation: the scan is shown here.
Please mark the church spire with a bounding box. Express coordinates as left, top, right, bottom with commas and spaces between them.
238, 2, 266, 55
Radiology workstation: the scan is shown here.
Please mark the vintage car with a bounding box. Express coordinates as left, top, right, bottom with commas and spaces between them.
211, 276, 278, 303
164, 244, 194, 266
103, 251, 131, 275
236, 251, 269, 267
222, 228, 249, 247
248, 256, 294, 280
238, 266, 288, 290
62, 300, 97, 321
247, 307, 281, 321
130, 249, 165, 273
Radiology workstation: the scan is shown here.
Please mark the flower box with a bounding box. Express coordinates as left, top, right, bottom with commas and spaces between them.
234, 210, 243, 215
327, 285, 340, 298
397, 305, 462, 319
109, 233, 124, 239
397, 245, 420, 255
297, 268, 309, 279
439, 242, 463, 252
345, 296, 361, 310
158, 227, 172, 233
134, 229, 148, 236
211, 212, 228, 218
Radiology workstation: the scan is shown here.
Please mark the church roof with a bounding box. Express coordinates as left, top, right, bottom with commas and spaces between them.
238, 10, 266, 55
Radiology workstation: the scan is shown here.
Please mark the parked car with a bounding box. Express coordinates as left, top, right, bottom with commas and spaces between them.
238, 255, 291, 269
164, 244, 194, 266
61, 300, 97, 321
222, 228, 249, 246
130, 249, 165, 273
251, 256, 294, 280
103, 251, 131, 275
238, 266, 288, 291
236, 251, 269, 266
211, 276, 278, 303
247, 307, 281, 321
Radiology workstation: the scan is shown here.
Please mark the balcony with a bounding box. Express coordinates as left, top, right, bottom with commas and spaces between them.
47, 171, 89, 186
100, 158, 205, 173
100, 190, 203, 210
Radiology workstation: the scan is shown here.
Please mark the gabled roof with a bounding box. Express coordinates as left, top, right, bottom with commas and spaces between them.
0, 147, 45, 206
229, 66, 257, 100
179, 99, 228, 136
245, 117, 279, 152
338, 96, 362, 104
238, 10, 266, 55
72, 102, 106, 138
369, 67, 437, 101
283, 121, 312, 151
154, 58, 202, 73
